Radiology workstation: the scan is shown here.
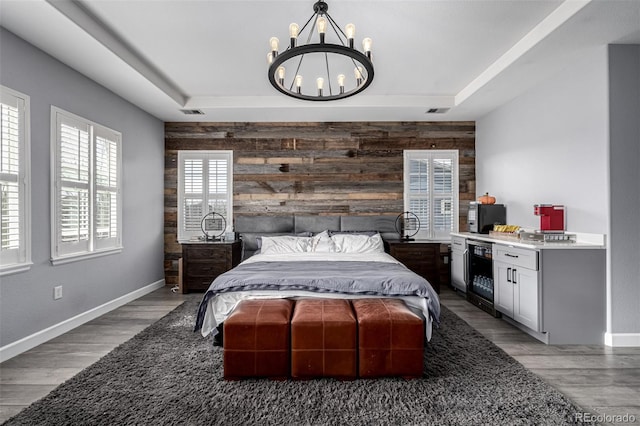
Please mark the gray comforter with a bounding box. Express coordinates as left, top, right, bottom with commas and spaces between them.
194, 260, 440, 332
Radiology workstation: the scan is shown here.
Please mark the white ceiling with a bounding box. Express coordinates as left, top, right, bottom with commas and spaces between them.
1, 0, 639, 122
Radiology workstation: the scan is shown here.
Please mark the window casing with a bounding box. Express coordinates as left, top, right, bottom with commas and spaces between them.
0, 86, 31, 275
403, 150, 459, 240
178, 150, 233, 242
51, 107, 122, 264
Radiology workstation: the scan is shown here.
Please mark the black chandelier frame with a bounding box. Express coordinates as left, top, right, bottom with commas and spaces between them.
267, 1, 374, 101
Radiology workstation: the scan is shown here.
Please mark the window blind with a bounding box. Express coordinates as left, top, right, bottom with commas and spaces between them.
59, 121, 90, 244
404, 150, 458, 240
1, 102, 20, 251
52, 107, 122, 262
0, 86, 30, 273
183, 158, 205, 232
178, 151, 232, 241
95, 133, 119, 245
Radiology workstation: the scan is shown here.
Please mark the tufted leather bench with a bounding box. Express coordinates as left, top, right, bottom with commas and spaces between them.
352, 298, 424, 378
223, 299, 294, 380
291, 299, 357, 380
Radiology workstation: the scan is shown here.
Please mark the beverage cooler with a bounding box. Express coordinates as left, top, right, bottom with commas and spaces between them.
466, 239, 501, 317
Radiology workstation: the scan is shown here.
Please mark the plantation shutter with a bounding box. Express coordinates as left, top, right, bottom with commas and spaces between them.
52, 107, 122, 262
407, 157, 430, 239
432, 156, 455, 239
0, 102, 20, 251
94, 128, 121, 249
207, 158, 229, 218
56, 114, 90, 255
0, 87, 29, 269
183, 158, 205, 233
404, 150, 458, 240
178, 151, 232, 241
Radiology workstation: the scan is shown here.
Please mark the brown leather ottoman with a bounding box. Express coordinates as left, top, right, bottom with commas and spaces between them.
352, 298, 424, 378
223, 299, 294, 380
291, 299, 357, 380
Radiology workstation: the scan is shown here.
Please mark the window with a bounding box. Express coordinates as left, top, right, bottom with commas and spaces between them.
0, 86, 31, 275
178, 150, 233, 242
403, 150, 459, 240
51, 107, 122, 264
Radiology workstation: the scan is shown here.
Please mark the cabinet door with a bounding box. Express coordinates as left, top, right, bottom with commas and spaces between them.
451, 249, 466, 292
513, 267, 540, 331
494, 261, 514, 316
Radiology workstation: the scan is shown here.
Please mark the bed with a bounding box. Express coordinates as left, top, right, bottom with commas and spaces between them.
194, 215, 441, 341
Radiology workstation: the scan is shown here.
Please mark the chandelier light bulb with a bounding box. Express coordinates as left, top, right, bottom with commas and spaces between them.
345, 23, 355, 39
345, 23, 355, 48
317, 17, 327, 43
317, 17, 327, 34
295, 75, 303, 94
277, 66, 286, 86
289, 23, 300, 38
317, 77, 324, 96
289, 23, 300, 48
337, 74, 346, 94
267, 52, 273, 65
270, 37, 280, 55
355, 66, 364, 85
362, 37, 372, 59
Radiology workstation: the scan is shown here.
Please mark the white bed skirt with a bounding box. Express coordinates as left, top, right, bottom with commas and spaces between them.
200, 291, 434, 341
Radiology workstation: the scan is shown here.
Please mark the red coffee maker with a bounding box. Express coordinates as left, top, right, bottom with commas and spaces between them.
534, 204, 565, 232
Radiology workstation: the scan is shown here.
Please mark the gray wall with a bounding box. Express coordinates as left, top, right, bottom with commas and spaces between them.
475, 46, 610, 233
476, 44, 640, 340
608, 45, 640, 335
0, 28, 165, 347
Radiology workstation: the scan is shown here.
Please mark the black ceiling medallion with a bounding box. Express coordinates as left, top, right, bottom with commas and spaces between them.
267, 0, 374, 101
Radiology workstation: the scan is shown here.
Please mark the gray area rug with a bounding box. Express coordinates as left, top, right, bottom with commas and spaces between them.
3, 300, 593, 425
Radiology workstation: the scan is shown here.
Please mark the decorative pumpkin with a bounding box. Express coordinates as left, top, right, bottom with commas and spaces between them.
478, 192, 496, 204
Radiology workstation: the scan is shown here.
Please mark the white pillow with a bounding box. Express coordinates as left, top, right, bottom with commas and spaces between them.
260, 235, 312, 254
332, 233, 384, 253
310, 230, 336, 253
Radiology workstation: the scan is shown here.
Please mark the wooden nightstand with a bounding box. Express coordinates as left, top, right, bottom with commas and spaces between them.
388, 240, 442, 293
181, 241, 241, 293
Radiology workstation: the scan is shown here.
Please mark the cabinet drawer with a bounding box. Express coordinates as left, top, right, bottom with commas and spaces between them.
390, 245, 437, 260
186, 262, 228, 277
187, 247, 227, 260
451, 236, 466, 251
494, 245, 538, 270
184, 277, 214, 291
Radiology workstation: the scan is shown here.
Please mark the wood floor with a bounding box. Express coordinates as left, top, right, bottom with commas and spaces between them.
1, 285, 639, 424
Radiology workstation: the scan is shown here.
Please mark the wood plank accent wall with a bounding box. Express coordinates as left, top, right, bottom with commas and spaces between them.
164, 121, 476, 286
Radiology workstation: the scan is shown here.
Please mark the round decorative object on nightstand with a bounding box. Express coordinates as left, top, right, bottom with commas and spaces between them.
395, 211, 420, 241
201, 212, 226, 241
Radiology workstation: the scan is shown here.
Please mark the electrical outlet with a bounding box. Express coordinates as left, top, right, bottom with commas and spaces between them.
53, 285, 63, 300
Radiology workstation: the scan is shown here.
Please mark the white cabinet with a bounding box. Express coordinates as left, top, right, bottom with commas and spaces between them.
512, 266, 539, 331
494, 261, 514, 314
493, 244, 540, 332
450, 236, 466, 292
450, 232, 605, 344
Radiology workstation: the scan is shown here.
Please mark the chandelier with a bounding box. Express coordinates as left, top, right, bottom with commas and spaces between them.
267, 0, 374, 101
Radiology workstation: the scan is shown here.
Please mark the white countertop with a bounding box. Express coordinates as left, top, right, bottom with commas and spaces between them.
450, 232, 606, 250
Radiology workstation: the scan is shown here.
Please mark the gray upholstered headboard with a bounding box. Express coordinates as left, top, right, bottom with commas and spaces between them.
235, 215, 400, 260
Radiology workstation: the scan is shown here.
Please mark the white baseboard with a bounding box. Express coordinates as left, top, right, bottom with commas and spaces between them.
0, 279, 165, 363
605, 332, 640, 347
